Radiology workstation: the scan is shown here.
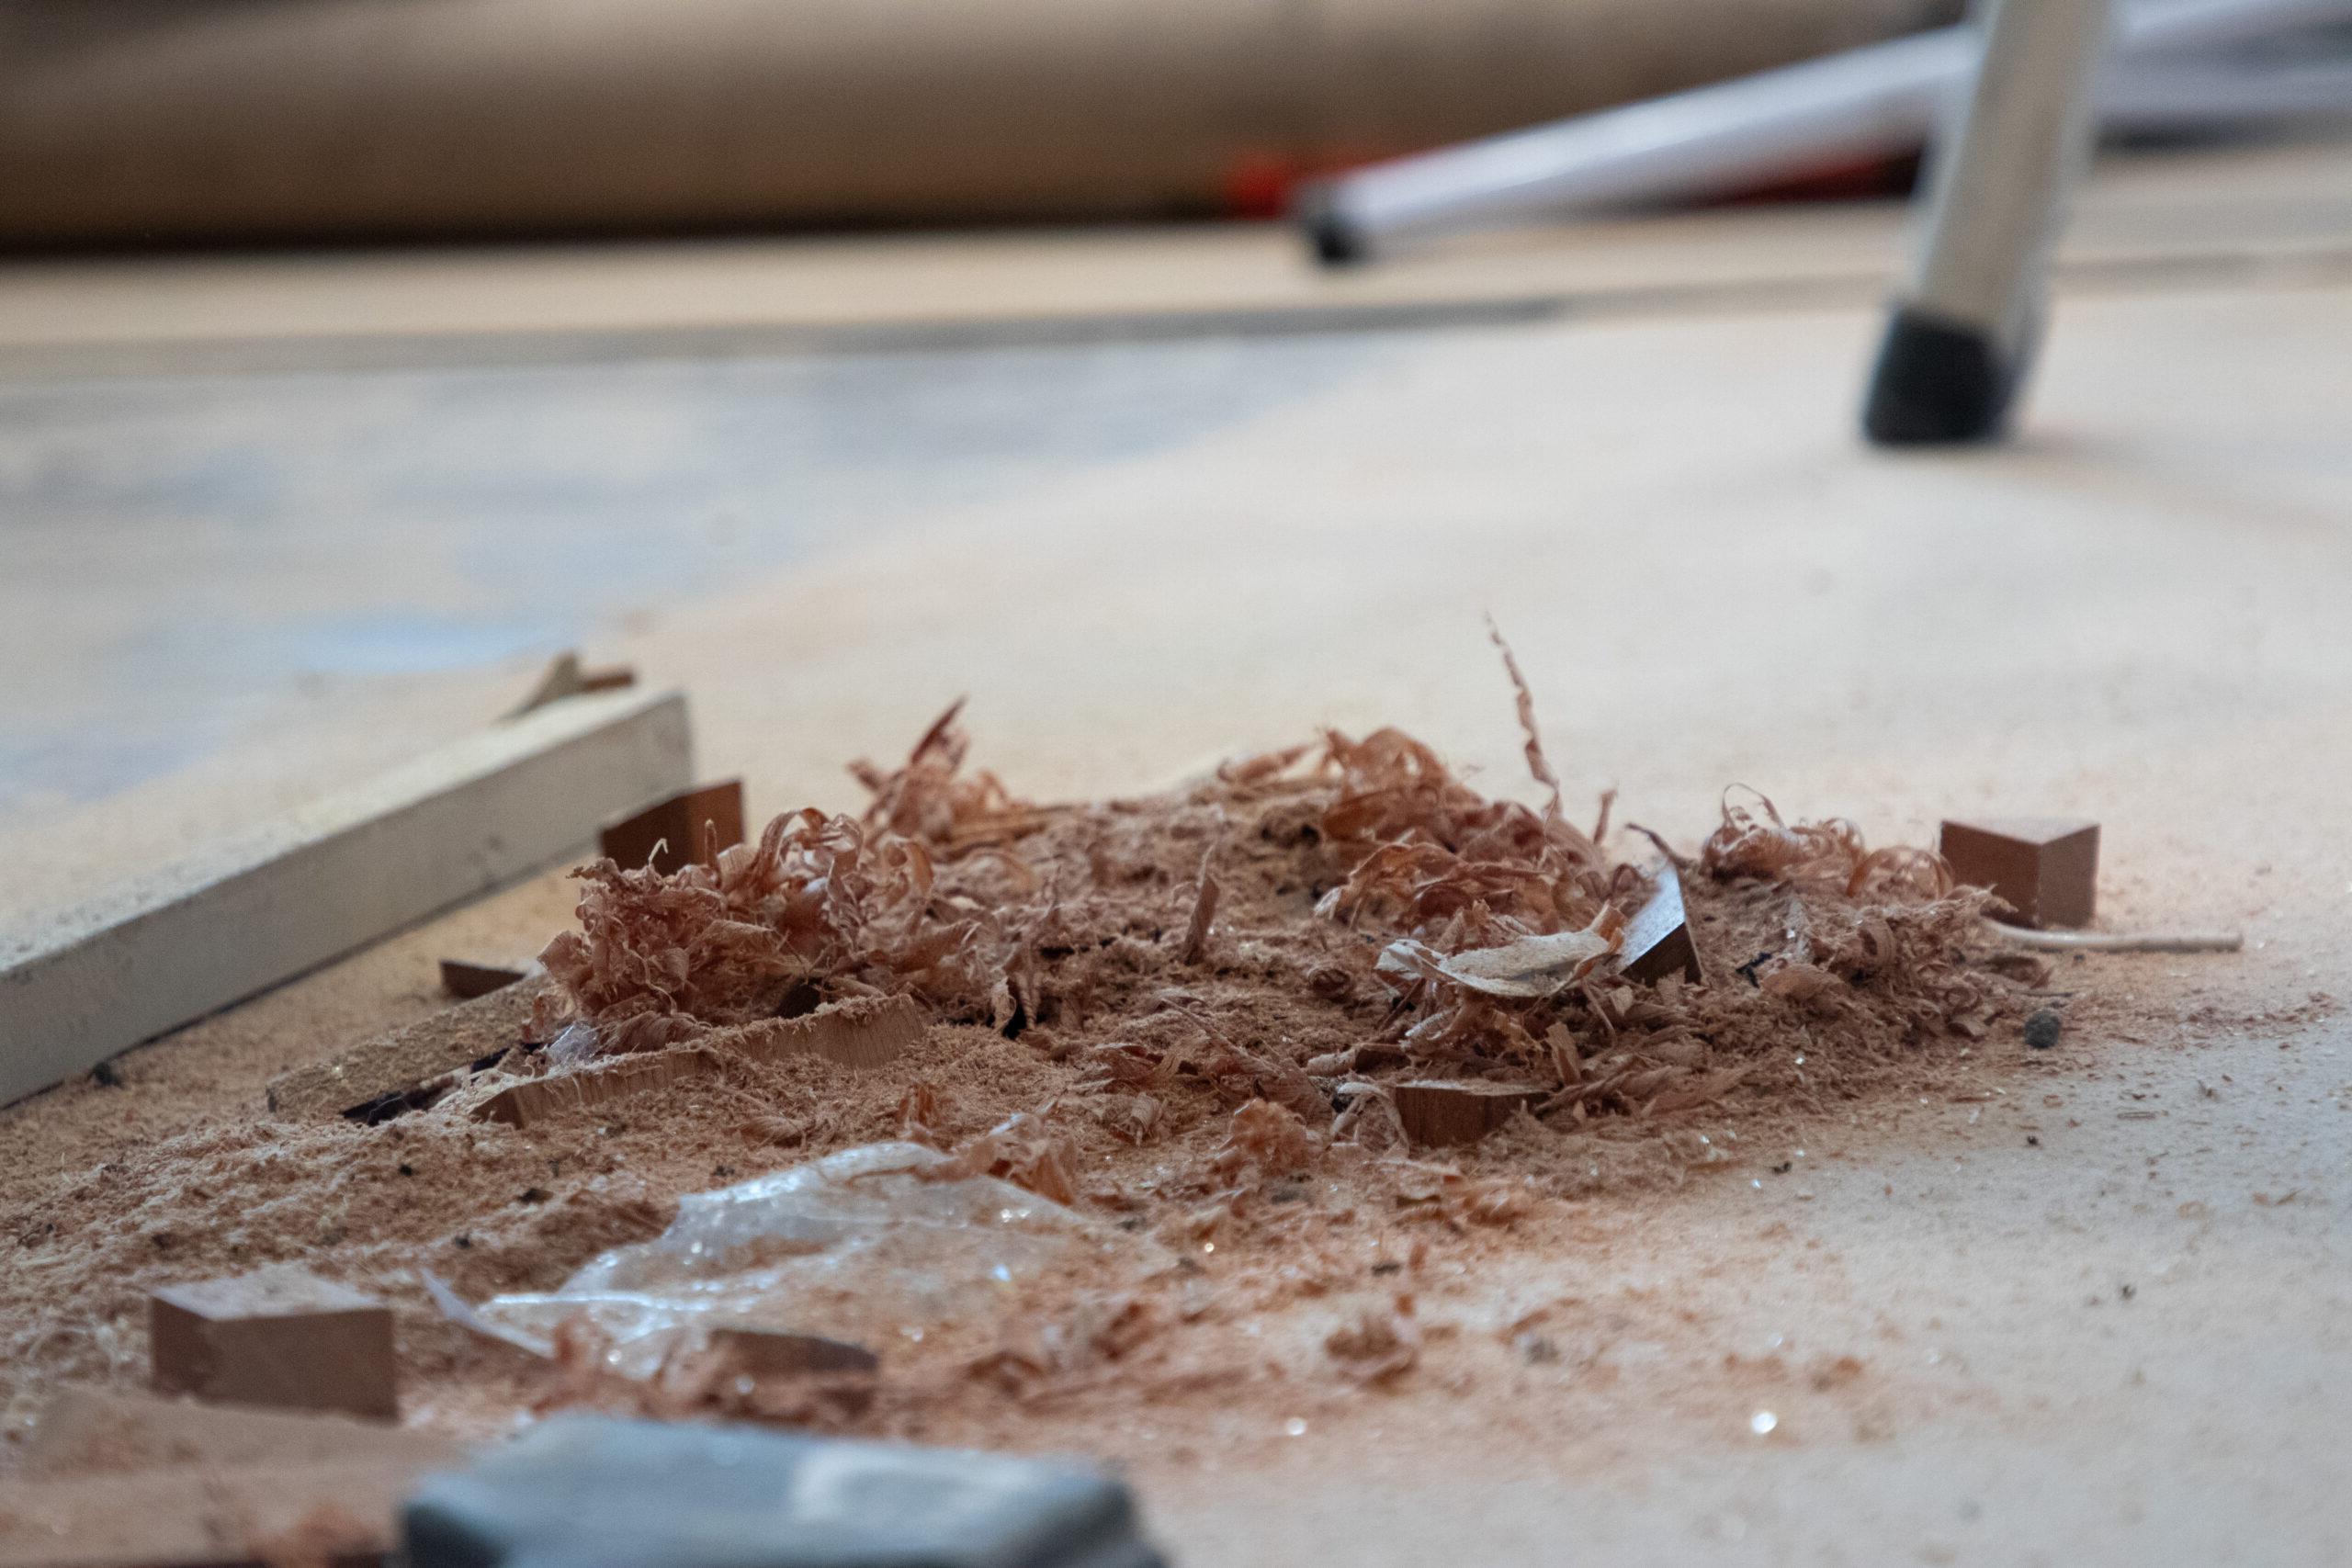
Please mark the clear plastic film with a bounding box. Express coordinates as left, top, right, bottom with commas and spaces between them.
464, 1143, 1107, 1378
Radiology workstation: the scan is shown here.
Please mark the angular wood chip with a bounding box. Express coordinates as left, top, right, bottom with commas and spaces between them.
1391, 1079, 1547, 1147
476, 995, 925, 1130
267, 981, 549, 1122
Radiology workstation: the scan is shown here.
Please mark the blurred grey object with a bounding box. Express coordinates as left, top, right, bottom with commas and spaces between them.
0, 0, 1952, 244
403, 1416, 1166, 1568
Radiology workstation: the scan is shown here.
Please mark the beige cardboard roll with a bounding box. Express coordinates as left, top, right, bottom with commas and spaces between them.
0, 0, 1951, 243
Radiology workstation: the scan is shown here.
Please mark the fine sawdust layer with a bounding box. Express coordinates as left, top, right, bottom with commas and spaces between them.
0, 698, 2211, 1475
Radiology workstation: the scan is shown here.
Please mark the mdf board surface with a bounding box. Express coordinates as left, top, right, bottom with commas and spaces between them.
4, 194, 2352, 1568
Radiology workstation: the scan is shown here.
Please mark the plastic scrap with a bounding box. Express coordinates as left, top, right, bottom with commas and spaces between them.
459, 1143, 1111, 1378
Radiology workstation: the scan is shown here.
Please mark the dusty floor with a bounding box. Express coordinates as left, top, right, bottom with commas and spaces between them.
6, 174, 2352, 1562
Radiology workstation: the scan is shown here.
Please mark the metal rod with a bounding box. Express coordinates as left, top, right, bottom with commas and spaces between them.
1302, 0, 2352, 263
1862, 0, 2116, 444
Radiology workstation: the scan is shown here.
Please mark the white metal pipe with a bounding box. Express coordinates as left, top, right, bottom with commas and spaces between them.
1306, 0, 2352, 260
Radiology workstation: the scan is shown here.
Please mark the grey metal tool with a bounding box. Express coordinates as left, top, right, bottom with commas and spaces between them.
401, 1416, 1166, 1568
1862, 0, 2115, 444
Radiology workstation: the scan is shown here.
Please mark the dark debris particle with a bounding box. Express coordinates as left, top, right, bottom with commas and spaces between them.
453, 1234, 473, 1249
1735, 952, 1773, 988
2026, 1135, 2041, 1147
398, 1163, 416, 1178
2119, 1282, 2136, 1301
1371, 1260, 1403, 1277
518, 1188, 552, 1205
2024, 1008, 2064, 1049
1770, 1161, 1792, 1175
90, 1060, 126, 1089
1267, 1181, 1309, 1203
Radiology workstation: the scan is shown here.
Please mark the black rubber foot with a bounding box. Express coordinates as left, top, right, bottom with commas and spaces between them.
1295, 186, 1369, 267
1861, 308, 2018, 446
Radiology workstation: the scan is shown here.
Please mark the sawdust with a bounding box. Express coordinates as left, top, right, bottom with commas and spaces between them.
1, 659, 2074, 1463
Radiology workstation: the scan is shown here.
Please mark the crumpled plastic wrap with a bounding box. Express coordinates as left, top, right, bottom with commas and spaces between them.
469, 1142, 1106, 1378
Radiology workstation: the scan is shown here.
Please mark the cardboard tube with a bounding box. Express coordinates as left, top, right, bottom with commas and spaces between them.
0, 0, 1953, 243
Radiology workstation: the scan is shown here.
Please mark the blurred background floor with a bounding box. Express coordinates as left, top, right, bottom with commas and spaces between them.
5, 133, 2351, 920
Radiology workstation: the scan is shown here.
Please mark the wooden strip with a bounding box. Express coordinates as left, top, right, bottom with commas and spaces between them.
1, 690, 692, 1108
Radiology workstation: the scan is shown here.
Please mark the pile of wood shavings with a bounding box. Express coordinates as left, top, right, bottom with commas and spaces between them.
1, 646, 2058, 1447
532, 638, 2030, 1159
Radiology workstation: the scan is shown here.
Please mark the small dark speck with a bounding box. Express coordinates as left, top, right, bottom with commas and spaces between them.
1770, 1161, 1792, 1175
150, 1231, 174, 1249
453, 1234, 473, 1249
2024, 1008, 2064, 1049
517, 1187, 552, 1205
91, 1060, 126, 1089
2025, 1135, 2041, 1147
711, 1165, 737, 1181
398, 1163, 416, 1178
2119, 1282, 2136, 1301
1268, 1181, 1309, 1203
1371, 1260, 1403, 1277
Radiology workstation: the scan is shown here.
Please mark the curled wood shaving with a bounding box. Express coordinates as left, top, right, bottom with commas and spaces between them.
1377, 906, 1626, 999
897, 1081, 949, 1147
849, 697, 1027, 848
1210, 1099, 1313, 1185
926, 1111, 1081, 1206
1181, 843, 1220, 965
1331, 1084, 1407, 1154
1700, 786, 1951, 899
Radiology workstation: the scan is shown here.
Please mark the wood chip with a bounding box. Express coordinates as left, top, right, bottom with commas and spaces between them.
149, 1265, 397, 1420
267, 980, 548, 1122
706, 1328, 879, 1379
599, 779, 745, 876
438, 958, 536, 999
1391, 1079, 1547, 1148
1939, 817, 2098, 929
507, 649, 637, 716
1616, 863, 1703, 986
1180, 846, 1220, 966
